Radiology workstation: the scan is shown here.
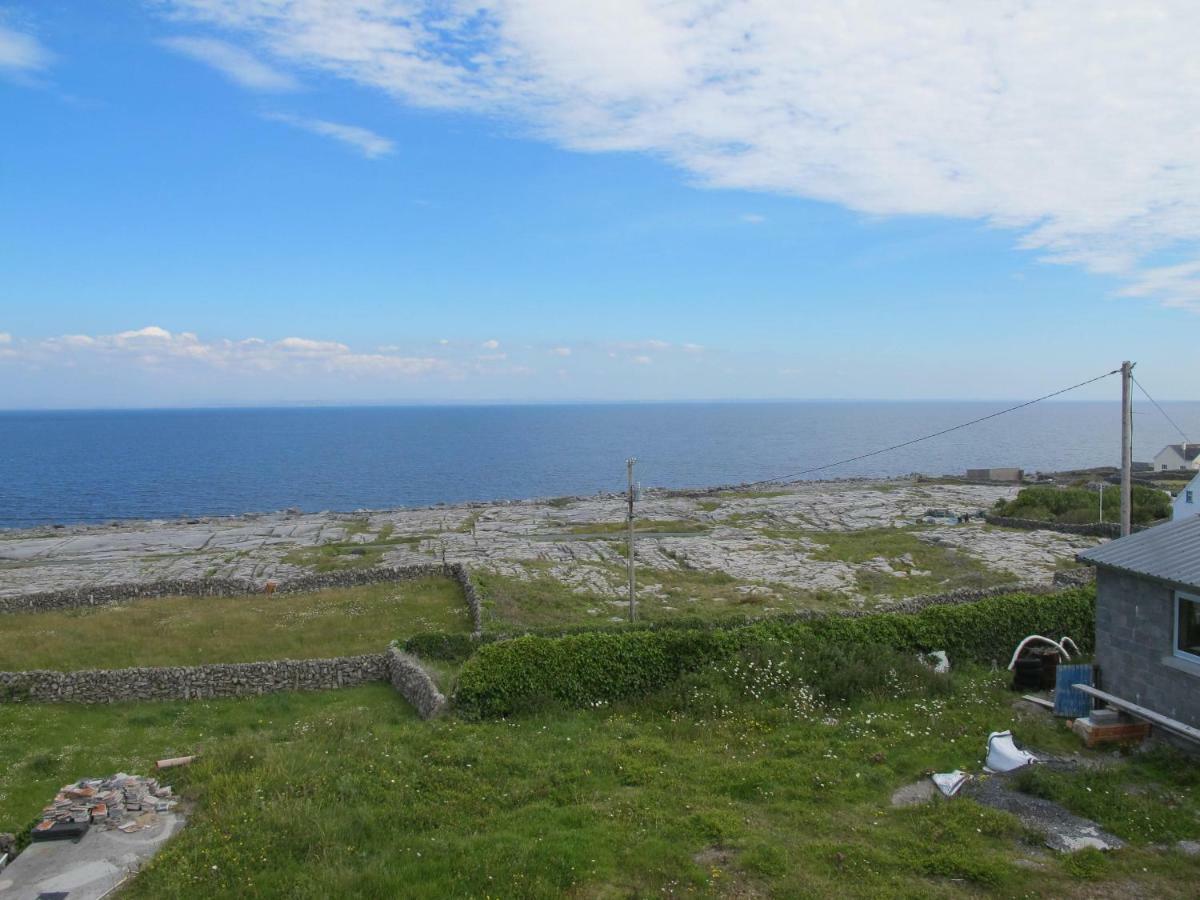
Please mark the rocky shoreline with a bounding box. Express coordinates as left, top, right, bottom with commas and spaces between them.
0, 477, 1102, 601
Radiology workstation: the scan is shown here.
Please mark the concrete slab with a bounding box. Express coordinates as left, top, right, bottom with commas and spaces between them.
0, 812, 184, 900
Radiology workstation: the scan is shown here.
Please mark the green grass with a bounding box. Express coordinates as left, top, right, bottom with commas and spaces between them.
636, 566, 848, 619
1012, 748, 1200, 844
474, 569, 601, 630
282, 531, 429, 571
765, 526, 1017, 600
0, 578, 470, 671
476, 564, 848, 631
1, 671, 1196, 897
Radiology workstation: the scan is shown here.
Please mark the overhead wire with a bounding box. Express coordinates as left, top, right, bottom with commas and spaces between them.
1132, 375, 1191, 444
743, 367, 1122, 486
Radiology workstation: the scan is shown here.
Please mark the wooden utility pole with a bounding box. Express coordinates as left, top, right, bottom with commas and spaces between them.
1120, 360, 1134, 537
626, 457, 637, 622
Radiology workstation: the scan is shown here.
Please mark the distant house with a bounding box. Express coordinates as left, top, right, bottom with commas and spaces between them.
965, 467, 1023, 482
1078, 516, 1200, 728
1153, 443, 1200, 471
1174, 471, 1200, 521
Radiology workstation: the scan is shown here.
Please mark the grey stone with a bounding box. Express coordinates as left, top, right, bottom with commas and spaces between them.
890, 779, 940, 807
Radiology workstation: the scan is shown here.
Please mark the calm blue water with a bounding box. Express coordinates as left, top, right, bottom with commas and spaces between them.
1, 402, 1197, 528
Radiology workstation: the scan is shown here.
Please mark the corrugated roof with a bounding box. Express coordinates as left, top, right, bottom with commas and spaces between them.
1078, 515, 1200, 589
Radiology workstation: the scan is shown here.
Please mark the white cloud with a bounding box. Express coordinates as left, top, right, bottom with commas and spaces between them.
276, 336, 350, 354
19, 326, 444, 379
115, 325, 172, 343
740, 214, 766, 225
681, 343, 704, 354
0, 21, 51, 72
550, 346, 571, 356
0, 332, 11, 344
481, 339, 500, 349
161, 1, 1200, 311
161, 36, 297, 91
632, 355, 652, 365
263, 113, 394, 159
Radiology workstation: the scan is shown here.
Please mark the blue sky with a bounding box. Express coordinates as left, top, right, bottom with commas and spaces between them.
2, 2, 1199, 408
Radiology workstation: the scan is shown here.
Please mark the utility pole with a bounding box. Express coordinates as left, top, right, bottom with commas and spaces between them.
626, 457, 637, 622
1120, 361, 1134, 537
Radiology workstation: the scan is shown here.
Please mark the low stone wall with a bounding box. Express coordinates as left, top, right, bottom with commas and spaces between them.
984, 515, 1124, 538
446, 563, 484, 635
870, 569, 1094, 616
0, 653, 388, 704
0, 565, 451, 615
386, 647, 446, 719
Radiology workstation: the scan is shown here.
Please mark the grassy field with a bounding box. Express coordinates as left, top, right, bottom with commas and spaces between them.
474, 566, 845, 631
0, 577, 469, 671
281, 523, 432, 572
1, 669, 1197, 897
778, 526, 1016, 600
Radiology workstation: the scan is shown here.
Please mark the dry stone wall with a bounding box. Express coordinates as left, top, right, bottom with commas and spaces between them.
0, 564, 454, 615
386, 647, 447, 719
983, 515, 1132, 538
446, 563, 484, 635
0, 653, 388, 704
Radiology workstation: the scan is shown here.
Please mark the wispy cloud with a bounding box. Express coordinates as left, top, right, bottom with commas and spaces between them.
263, 112, 394, 158
0, 20, 52, 72
160, 1, 1200, 311
161, 36, 297, 91
9, 326, 443, 378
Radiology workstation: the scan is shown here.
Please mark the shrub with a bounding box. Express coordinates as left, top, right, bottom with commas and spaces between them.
995, 485, 1169, 525
401, 632, 479, 662
453, 587, 1095, 717
455, 628, 735, 718
796, 643, 953, 706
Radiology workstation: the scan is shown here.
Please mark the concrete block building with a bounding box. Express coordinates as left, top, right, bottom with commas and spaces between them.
1079, 516, 1200, 728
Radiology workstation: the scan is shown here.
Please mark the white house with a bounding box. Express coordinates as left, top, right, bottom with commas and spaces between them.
1175, 471, 1200, 521
1153, 443, 1200, 472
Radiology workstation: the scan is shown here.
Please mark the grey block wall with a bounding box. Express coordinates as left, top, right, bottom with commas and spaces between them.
1095, 568, 1200, 728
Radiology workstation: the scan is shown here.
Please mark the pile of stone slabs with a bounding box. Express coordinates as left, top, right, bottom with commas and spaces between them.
33, 774, 175, 840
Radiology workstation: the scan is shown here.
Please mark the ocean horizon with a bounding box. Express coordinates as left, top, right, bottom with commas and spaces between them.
2, 400, 1196, 529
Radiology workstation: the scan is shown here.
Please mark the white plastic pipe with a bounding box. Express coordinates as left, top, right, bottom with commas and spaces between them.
1059, 636, 1081, 657
1007, 634, 1073, 670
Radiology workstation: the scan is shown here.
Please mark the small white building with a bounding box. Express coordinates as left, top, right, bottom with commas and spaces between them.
1154, 443, 1200, 471
1174, 471, 1200, 521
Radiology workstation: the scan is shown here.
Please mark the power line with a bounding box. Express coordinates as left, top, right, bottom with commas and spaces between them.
1132, 375, 1191, 444
746, 367, 1122, 485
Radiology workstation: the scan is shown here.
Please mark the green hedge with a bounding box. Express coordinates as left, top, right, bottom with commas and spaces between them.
454, 587, 1095, 718
401, 631, 480, 662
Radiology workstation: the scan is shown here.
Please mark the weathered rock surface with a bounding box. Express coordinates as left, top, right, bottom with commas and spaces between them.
0, 479, 1102, 600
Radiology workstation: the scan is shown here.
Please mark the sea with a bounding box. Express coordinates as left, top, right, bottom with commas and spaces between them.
1, 401, 1197, 529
